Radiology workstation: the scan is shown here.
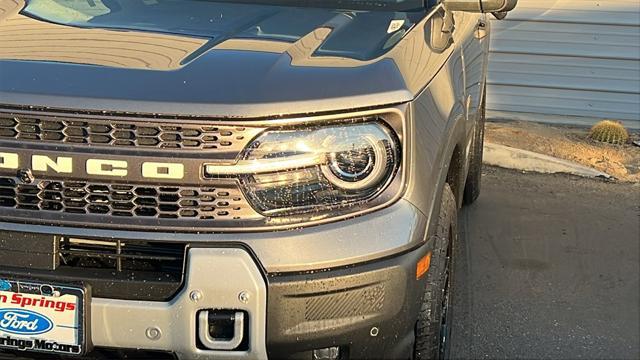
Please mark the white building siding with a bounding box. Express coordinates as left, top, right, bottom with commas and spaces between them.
487, 0, 640, 129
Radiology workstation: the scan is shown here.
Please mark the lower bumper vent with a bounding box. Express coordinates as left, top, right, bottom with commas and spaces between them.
0, 231, 187, 301
59, 237, 186, 274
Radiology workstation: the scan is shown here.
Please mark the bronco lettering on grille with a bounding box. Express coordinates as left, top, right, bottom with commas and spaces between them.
0, 152, 184, 180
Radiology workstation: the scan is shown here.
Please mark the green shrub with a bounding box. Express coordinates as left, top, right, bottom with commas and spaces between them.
589, 120, 629, 145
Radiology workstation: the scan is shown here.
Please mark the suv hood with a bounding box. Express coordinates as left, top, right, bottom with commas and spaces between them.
0, 0, 435, 118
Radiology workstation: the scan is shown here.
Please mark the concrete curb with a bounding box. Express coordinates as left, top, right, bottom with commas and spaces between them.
483, 143, 613, 179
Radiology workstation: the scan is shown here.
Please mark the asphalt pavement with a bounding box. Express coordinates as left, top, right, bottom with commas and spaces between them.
451, 166, 640, 359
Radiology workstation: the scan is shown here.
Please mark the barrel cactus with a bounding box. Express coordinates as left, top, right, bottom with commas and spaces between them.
589, 120, 629, 145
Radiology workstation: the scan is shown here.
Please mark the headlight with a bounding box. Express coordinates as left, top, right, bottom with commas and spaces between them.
204, 121, 401, 219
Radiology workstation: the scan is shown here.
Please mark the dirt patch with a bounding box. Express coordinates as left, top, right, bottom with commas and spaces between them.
485, 121, 640, 182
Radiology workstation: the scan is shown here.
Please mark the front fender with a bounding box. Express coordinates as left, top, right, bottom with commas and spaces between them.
403, 46, 469, 245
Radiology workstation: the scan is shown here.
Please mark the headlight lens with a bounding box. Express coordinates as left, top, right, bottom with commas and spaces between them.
235, 122, 400, 217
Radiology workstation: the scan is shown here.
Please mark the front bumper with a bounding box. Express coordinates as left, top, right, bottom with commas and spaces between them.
0, 200, 432, 359
88, 245, 430, 360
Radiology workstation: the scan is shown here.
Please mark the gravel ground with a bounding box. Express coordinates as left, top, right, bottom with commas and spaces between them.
451, 166, 640, 359
485, 121, 640, 182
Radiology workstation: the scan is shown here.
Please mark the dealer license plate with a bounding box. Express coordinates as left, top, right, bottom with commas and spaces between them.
0, 278, 86, 356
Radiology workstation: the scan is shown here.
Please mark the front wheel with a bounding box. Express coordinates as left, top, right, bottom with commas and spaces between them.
414, 183, 457, 360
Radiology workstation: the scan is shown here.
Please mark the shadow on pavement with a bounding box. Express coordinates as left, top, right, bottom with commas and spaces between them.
451, 166, 640, 360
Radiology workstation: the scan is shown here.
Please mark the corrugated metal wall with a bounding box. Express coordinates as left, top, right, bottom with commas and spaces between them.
488, 0, 640, 129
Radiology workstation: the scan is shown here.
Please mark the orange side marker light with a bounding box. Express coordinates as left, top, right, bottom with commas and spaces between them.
416, 252, 432, 280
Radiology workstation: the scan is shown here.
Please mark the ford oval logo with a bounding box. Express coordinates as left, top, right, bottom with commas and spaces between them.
0, 309, 53, 335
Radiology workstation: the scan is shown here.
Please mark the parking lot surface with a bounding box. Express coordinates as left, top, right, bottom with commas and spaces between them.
451, 167, 640, 359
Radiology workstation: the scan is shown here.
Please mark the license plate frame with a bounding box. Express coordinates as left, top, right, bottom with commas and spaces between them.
0, 277, 89, 356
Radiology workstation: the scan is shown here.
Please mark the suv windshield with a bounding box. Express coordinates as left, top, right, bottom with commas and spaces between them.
196, 0, 428, 11
22, 0, 432, 43
24, 0, 430, 14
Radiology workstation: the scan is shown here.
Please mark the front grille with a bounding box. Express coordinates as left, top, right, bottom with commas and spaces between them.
0, 106, 267, 230
0, 177, 257, 222
0, 111, 261, 152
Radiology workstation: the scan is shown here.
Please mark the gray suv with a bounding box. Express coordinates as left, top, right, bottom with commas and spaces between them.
0, 0, 516, 359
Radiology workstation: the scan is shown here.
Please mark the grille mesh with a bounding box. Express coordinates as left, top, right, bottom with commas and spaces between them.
0, 177, 253, 221
59, 237, 185, 274
0, 112, 259, 152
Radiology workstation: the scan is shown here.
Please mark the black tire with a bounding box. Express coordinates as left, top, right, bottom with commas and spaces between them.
414, 183, 458, 360
463, 88, 486, 205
